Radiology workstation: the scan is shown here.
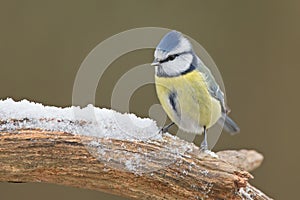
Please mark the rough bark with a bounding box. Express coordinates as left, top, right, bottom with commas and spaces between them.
0, 125, 272, 199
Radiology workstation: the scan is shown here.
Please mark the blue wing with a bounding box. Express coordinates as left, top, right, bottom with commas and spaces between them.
192, 55, 229, 114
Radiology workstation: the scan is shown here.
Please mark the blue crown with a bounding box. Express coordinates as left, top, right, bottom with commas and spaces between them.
157, 30, 184, 52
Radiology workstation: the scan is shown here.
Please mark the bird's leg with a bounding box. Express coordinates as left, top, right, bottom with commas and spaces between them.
200, 126, 208, 151
159, 122, 175, 134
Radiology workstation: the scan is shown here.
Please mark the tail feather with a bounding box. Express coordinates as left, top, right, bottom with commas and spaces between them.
218, 114, 240, 135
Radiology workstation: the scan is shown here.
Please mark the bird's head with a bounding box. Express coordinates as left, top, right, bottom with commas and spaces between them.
152, 30, 195, 77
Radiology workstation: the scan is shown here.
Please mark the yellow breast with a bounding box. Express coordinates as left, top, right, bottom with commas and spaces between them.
155, 70, 221, 133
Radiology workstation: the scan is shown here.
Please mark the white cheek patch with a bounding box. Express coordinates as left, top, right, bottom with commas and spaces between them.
161, 53, 193, 76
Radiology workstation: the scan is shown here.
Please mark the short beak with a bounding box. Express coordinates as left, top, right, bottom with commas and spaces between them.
151, 61, 160, 66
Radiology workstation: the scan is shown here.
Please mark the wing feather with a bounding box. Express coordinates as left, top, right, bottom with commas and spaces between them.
192, 55, 230, 114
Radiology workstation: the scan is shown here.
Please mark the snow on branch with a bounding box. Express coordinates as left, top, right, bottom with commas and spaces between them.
0, 99, 272, 200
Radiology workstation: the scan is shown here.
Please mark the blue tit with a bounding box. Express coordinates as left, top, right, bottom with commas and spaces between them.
152, 30, 240, 150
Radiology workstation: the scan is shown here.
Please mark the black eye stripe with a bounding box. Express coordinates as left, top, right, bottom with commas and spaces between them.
159, 54, 179, 63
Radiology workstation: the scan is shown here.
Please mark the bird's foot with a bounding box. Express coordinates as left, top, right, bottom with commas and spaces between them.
159, 126, 168, 134
200, 143, 208, 152
200, 137, 208, 151
158, 122, 175, 135
200, 142, 218, 158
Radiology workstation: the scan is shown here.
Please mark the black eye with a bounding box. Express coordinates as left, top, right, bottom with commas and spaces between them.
167, 54, 178, 61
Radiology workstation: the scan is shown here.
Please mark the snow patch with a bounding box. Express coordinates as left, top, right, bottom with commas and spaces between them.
239, 187, 254, 200
0, 98, 161, 141
203, 150, 219, 158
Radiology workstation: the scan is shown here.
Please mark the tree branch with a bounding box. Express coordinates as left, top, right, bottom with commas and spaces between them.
216, 150, 264, 172
0, 122, 272, 199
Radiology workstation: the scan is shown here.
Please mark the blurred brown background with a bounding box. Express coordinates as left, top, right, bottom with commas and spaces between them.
0, 0, 299, 199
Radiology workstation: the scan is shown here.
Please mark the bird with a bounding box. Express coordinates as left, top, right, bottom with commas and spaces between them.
152, 30, 240, 150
